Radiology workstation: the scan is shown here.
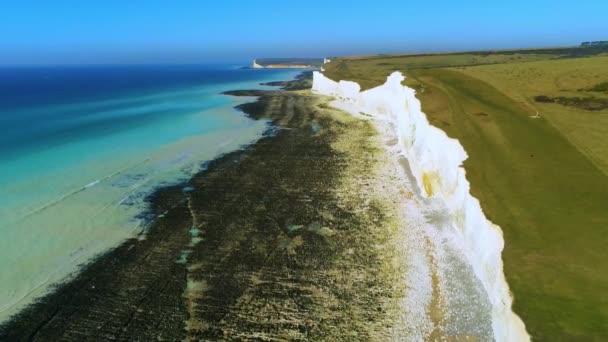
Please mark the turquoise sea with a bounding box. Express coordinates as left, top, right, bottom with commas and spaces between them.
0, 64, 300, 322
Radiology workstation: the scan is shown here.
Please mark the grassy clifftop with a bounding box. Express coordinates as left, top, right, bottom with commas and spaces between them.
324, 47, 608, 340
325, 45, 608, 89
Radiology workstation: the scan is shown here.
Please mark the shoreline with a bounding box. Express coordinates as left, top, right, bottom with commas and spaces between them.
0, 66, 300, 324
2, 68, 519, 340
0, 73, 306, 337
1, 72, 409, 340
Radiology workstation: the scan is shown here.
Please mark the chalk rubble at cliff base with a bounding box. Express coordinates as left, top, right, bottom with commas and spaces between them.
312, 70, 530, 342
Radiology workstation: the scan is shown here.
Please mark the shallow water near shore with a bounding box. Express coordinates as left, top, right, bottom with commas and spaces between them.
0, 65, 301, 322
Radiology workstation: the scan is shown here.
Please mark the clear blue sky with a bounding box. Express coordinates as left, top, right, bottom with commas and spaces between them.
1, 0, 607, 64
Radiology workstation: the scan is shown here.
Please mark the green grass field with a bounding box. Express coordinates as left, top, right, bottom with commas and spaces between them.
324, 46, 608, 340
456, 57, 608, 175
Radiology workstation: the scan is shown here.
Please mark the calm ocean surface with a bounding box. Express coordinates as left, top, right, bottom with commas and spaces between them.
0, 64, 300, 322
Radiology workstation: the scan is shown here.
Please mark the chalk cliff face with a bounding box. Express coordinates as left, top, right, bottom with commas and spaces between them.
251, 59, 315, 69
312, 71, 530, 342
252, 60, 264, 69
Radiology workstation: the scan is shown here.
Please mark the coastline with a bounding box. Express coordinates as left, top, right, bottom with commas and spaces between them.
0, 66, 305, 324
0, 72, 302, 336
1, 72, 410, 340
2, 67, 525, 340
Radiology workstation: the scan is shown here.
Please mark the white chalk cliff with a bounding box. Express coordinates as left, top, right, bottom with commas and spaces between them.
252, 59, 264, 69
312, 70, 530, 341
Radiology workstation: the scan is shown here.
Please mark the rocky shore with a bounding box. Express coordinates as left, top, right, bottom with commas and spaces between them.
1, 73, 407, 341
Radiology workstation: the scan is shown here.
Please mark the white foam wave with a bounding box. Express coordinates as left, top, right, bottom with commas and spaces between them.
17, 158, 152, 221
84, 180, 101, 188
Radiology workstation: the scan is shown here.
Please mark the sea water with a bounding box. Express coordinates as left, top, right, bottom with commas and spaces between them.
0, 64, 300, 322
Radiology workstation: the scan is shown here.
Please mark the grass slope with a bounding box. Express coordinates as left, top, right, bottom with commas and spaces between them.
455, 57, 608, 175
324, 47, 608, 340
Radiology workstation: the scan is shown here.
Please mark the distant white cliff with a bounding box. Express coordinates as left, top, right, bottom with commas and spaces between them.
312, 71, 530, 342
252, 59, 264, 69
251, 59, 315, 69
